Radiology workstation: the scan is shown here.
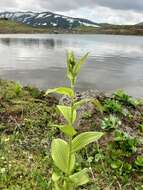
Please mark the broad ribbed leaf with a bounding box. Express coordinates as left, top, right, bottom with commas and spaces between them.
69, 169, 89, 187
57, 105, 76, 124
46, 87, 74, 97
71, 132, 103, 153
52, 124, 77, 137
51, 139, 75, 173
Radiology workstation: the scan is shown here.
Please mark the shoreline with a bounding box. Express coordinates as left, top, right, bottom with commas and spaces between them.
1, 31, 143, 37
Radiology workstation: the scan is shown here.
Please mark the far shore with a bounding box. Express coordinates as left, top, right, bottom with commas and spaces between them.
0, 19, 143, 36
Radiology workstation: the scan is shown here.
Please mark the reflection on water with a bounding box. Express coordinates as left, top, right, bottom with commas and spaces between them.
0, 34, 143, 97
0, 37, 64, 49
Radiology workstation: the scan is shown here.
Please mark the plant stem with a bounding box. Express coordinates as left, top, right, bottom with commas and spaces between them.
65, 84, 75, 190
65, 137, 72, 190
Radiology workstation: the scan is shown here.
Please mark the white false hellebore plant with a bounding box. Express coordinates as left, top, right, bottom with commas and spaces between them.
46, 52, 103, 190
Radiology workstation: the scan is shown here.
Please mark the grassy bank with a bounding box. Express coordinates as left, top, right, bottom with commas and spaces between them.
0, 79, 143, 189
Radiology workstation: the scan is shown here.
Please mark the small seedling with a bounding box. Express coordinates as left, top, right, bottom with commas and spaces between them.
82, 111, 92, 119
101, 115, 121, 130
114, 130, 138, 153
135, 156, 143, 167
46, 52, 103, 190
14, 82, 22, 96
104, 99, 123, 114
114, 90, 142, 107
138, 124, 143, 133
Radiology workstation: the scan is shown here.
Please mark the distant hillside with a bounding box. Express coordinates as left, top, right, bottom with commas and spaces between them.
0, 11, 100, 29
136, 22, 143, 26
0, 19, 57, 33
0, 17, 143, 36
74, 24, 143, 36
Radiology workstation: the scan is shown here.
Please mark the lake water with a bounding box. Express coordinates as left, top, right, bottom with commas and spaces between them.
0, 34, 143, 97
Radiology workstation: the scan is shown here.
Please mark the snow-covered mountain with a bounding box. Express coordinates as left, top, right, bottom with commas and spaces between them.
0, 11, 100, 28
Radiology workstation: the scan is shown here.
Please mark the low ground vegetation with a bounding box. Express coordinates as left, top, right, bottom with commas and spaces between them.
0, 78, 143, 189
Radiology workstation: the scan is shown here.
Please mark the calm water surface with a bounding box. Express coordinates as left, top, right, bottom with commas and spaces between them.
0, 34, 143, 97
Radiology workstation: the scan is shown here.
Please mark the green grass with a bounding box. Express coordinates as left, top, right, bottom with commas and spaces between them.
0, 79, 143, 189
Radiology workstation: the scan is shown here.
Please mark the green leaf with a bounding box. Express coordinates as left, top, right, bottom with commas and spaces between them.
57, 105, 76, 124
71, 132, 103, 153
51, 139, 75, 174
92, 99, 104, 113
55, 182, 62, 190
111, 160, 123, 169
138, 124, 143, 132
135, 156, 143, 167
69, 169, 89, 187
74, 53, 89, 76
52, 124, 77, 137
73, 98, 92, 110
73, 98, 104, 114
67, 51, 76, 69
63, 181, 74, 190
66, 52, 89, 86
67, 51, 76, 84
52, 172, 60, 182
46, 87, 74, 97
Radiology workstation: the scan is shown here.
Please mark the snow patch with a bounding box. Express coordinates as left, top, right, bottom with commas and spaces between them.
51, 22, 57, 26
54, 15, 60, 18
66, 18, 74, 23
42, 23, 47, 25
45, 14, 51, 17
36, 13, 46, 18
79, 21, 100, 27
